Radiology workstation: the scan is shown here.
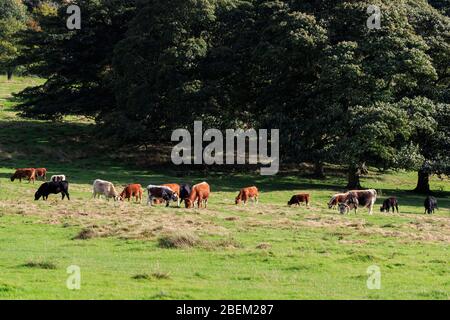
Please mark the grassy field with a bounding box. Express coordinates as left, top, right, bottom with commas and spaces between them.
0, 76, 449, 300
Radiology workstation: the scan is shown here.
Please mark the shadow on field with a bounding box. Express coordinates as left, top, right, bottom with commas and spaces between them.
0, 118, 449, 208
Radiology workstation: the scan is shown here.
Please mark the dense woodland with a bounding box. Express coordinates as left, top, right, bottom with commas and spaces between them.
0, 0, 449, 191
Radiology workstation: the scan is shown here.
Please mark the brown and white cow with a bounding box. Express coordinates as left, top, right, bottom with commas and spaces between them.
92, 179, 121, 201
120, 184, 143, 203
35, 168, 47, 181
346, 189, 377, 215
235, 186, 259, 205
288, 194, 310, 207
11, 168, 36, 183
185, 182, 210, 209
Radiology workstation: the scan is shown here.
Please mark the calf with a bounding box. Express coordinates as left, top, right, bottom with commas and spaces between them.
328, 193, 347, 209
236, 186, 259, 205
92, 179, 120, 201
380, 197, 399, 213
51, 175, 66, 182
288, 194, 310, 207
147, 185, 178, 207
424, 196, 438, 215
11, 168, 36, 183
185, 182, 210, 208
35, 168, 47, 181
35, 181, 70, 201
120, 184, 143, 203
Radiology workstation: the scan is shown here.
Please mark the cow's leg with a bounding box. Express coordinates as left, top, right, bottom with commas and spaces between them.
147, 195, 153, 207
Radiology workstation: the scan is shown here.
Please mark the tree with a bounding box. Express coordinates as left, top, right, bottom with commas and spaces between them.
16, 0, 136, 119
110, 0, 216, 144
314, 1, 438, 189
0, 0, 27, 80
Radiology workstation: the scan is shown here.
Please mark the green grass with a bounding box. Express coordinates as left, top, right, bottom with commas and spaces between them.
0, 77, 448, 300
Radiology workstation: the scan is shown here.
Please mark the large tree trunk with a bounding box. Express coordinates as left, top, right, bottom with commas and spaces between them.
346, 164, 362, 190
313, 161, 325, 178
7, 69, 13, 81
414, 169, 431, 194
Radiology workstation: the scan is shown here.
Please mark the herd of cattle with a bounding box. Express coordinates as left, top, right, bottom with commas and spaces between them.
9, 168, 439, 214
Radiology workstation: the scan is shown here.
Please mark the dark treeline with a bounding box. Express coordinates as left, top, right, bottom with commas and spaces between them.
2, 0, 449, 191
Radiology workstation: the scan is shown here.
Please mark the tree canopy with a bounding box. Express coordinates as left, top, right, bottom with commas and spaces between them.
13, 0, 450, 191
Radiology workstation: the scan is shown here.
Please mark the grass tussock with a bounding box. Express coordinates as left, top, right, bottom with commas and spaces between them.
73, 227, 98, 240
22, 259, 57, 270
157, 232, 201, 249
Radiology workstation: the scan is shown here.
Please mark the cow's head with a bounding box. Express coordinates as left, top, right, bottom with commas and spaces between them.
10, 176, 15, 182
235, 197, 241, 205
338, 203, 349, 215
34, 191, 42, 201
185, 199, 193, 208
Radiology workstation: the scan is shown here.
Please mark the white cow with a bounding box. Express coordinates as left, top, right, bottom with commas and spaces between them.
92, 179, 120, 201
51, 175, 66, 182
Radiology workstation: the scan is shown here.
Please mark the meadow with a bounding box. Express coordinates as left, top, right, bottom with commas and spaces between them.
0, 76, 448, 300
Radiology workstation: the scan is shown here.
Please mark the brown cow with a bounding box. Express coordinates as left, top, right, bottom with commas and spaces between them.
288, 194, 310, 207
185, 182, 210, 208
328, 193, 348, 209
11, 168, 36, 183
235, 186, 259, 205
35, 168, 47, 181
120, 184, 143, 203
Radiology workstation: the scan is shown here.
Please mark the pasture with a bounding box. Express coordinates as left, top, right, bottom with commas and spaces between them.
0, 76, 449, 299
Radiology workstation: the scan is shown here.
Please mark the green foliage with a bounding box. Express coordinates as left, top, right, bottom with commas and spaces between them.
0, 0, 27, 74
11, 0, 450, 187
16, 0, 136, 119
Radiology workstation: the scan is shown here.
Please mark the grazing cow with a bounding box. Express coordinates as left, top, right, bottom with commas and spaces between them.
179, 184, 192, 201
35, 181, 70, 200
120, 184, 143, 203
236, 186, 259, 205
92, 179, 120, 201
51, 175, 66, 182
424, 196, 438, 215
10, 168, 36, 183
328, 193, 348, 209
35, 168, 47, 181
288, 194, 310, 207
185, 182, 210, 208
347, 189, 377, 215
163, 183, 181, 206
339, 192, 359, 214
380, 197, 399, 213
147, 185, 178, 207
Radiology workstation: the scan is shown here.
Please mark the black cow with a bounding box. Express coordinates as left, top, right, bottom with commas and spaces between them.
146, 185, 178, 207
380, 197, 399, 213
35, 181, 70, 201
179, 184, 192, 201
424, 196, 438, 214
